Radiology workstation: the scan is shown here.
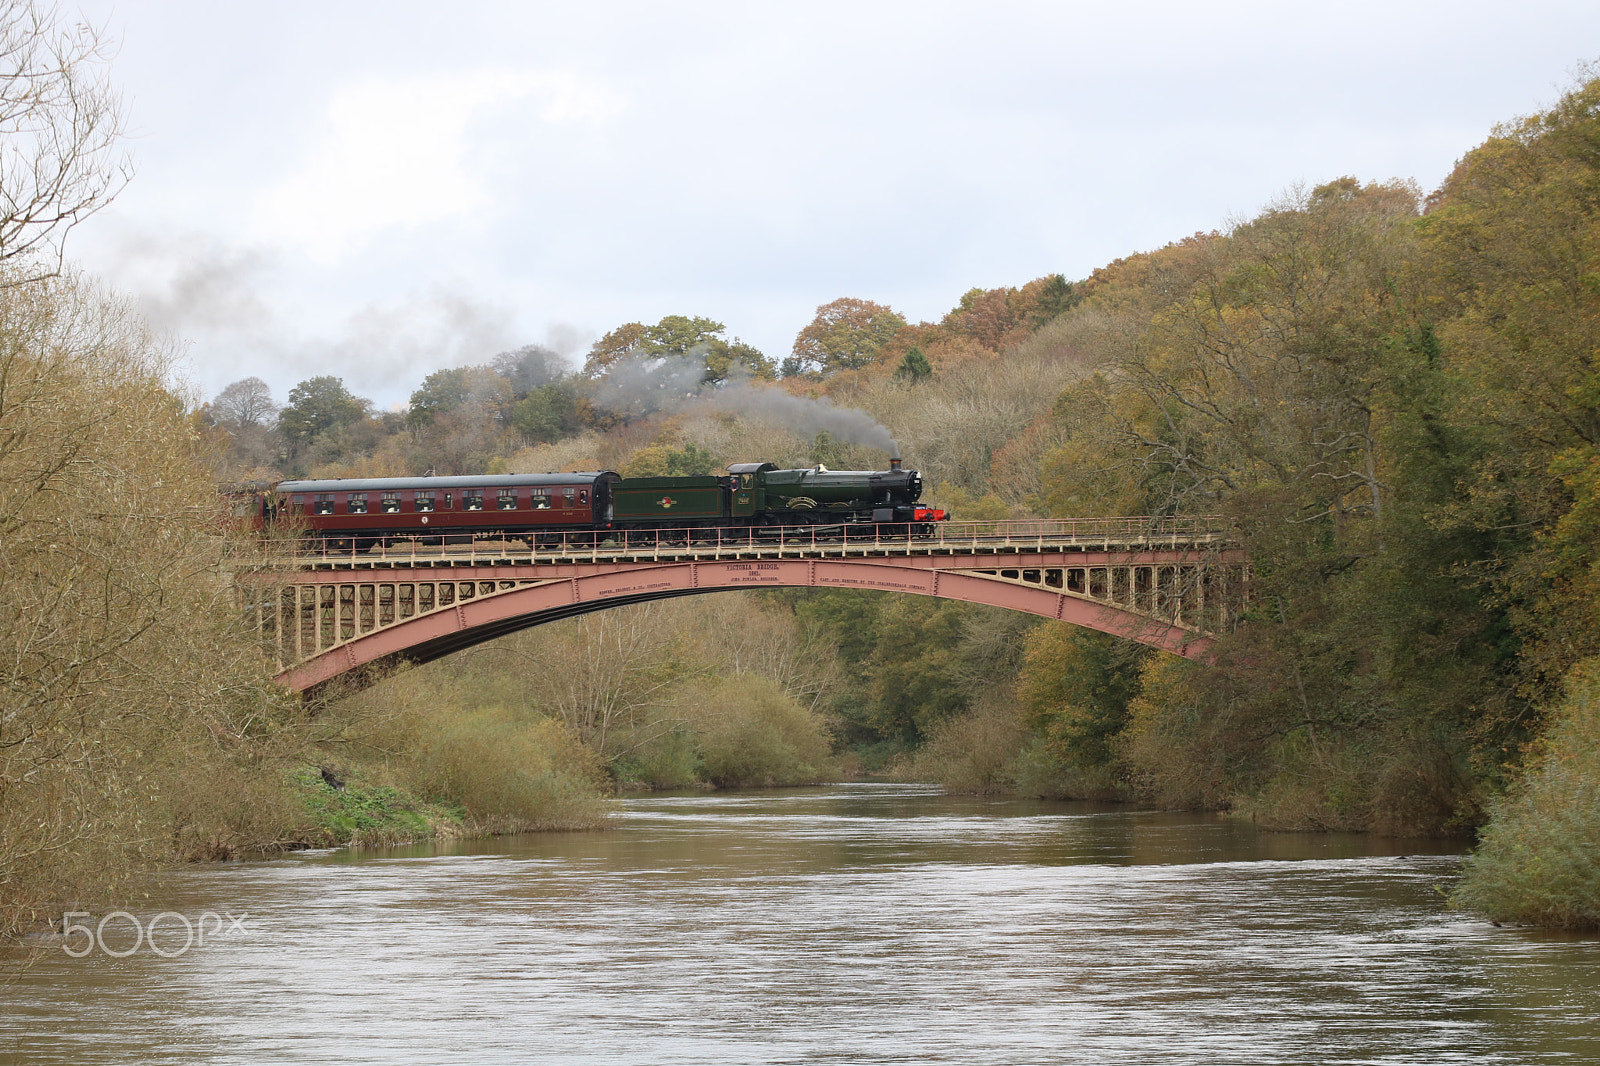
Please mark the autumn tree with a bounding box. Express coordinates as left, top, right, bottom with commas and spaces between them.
583, 314, 773, 383
1023, 177, 1527, 832
785, 298, 906, 376
583, 320, 649, 374
938, 276, 1079, 352
1419, 72, 1600, 691
619, 440, 717, 477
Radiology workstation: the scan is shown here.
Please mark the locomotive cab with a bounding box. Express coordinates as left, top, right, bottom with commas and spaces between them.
727, 461, 776, 518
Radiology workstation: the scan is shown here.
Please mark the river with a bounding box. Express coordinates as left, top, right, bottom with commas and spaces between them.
3, 784, 1597, 1064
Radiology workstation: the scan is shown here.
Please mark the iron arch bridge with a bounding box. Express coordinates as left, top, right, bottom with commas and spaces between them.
233, 518, 1247, 695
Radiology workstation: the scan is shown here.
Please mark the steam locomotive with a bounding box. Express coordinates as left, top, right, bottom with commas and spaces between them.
229, 459, 946, 549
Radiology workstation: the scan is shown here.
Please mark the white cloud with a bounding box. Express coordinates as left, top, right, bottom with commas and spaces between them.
248, 69, 623, 262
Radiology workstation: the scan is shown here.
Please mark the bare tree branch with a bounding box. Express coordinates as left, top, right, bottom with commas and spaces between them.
0, 0, 130, 283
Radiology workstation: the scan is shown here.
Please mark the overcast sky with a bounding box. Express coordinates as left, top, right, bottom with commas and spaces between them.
63, 1, 1600, 410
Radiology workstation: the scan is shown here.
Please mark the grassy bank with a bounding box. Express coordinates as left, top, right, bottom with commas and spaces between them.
290, 762, 607, 849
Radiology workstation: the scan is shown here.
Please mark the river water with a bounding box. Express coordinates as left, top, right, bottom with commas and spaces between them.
3, 784, 1597, 1064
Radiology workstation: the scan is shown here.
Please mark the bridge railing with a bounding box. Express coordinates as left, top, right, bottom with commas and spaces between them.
266, 515, 1233, 569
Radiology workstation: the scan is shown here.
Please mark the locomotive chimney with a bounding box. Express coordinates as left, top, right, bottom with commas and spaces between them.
889, 457, 902, 470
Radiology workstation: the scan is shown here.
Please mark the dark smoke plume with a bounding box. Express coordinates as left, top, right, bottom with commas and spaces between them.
586, 354, 899, 457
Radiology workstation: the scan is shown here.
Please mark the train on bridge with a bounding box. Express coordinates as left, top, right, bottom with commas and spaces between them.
227, 459, 948, 550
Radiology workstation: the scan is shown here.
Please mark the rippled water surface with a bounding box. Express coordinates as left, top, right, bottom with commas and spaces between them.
5, 784, 1598, 1064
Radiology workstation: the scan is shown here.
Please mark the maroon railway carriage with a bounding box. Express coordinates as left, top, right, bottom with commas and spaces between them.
265, 472, 620, 548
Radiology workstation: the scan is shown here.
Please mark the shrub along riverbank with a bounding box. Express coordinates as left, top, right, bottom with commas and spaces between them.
1451, 661, 1600, 929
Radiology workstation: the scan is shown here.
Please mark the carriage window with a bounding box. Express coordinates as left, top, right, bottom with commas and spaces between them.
497, 490, 518, 510
531, 492, 552, 510
347, 493, 368, 514
463, 491, 483, 511
578, 489, 588, 504
414, 492, 435, 512
381, 492, 402, 513
563, 488, 576, 507
313, 493, 336, 515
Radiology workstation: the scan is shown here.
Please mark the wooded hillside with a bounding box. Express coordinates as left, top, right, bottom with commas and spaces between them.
200, 72, 1600, 926
10, 32, 1600, 937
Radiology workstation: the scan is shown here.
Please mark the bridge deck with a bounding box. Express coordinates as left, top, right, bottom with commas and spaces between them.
250, 517, 1233, 573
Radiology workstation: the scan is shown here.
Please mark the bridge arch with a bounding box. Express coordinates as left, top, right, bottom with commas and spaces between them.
252, 548, 1236, 695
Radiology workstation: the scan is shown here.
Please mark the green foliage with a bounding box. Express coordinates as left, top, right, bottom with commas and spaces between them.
932, 483, 1010, 522
666, 441, 717, 475
893, 346, 932, 382
510, 383, 582, 444
1418, 73, 1600, 693
1030, 274, 1080, 326
902, 695, 1026, 794
1020, 168, 1539, 833
688, 676, 833, 787
645, 314, 727, 356
293, 767, 448, 844
809, 430, 849, 469
785, 588, 885, 675
585, 314, 775, 383
1019, 625, 1148, 768
620, 443, 674, 477
335, 669, 610, 833
1454, 659, 1600, 929
866, 598, 981, 742
278, 375, 367, 454
408, 367, 472, 426
612, 728, 702, 789
403, 712, 607, 829
1006, 737, 1124, 799
779, 588, 1028, 753
621, 440, 719, 477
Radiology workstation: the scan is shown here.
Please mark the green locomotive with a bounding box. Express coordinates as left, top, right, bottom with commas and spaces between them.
611, 459, 941, 528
